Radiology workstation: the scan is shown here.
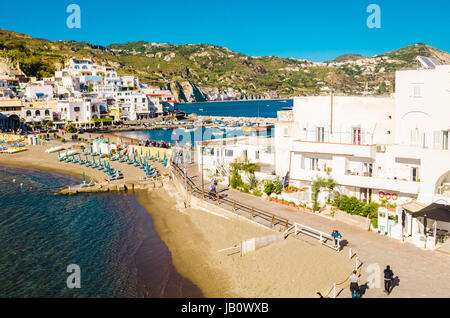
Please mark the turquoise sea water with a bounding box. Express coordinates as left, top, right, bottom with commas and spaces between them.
0, 165, 202, 298
177, 99, 293, 118
116, 126, 274, 146
117, 100, 286, 144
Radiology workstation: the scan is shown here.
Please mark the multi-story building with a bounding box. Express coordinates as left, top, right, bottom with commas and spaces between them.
196, 135, 276, 180
57, 99, 103, 123
25, 85, 55, 100
0, 99, 24, 130
274, 60, 450, 207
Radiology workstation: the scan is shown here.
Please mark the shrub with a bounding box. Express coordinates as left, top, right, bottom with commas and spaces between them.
64, 123, 77, 133
264, 182, 275, 196
230, 169, 243, 189
371, 217, 378, 229
247, 174, 258, 189
253, 187, 262, 197
273, 179, 283, 195
240, 184, 250, 193
338, 195, 364, 215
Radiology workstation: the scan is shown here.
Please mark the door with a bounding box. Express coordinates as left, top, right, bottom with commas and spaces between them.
443, 131, 449, 150
352, 128, 361, 145
411, 167, 419, 182
316, 127, 325, 142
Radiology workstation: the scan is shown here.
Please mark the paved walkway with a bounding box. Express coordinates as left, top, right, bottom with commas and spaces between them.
183, 162, 450, 298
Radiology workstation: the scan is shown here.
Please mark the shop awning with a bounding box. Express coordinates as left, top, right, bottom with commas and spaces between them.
412, 203, 450, 222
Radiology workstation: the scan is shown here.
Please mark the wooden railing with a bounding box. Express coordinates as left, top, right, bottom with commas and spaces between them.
172, 162, 290, 230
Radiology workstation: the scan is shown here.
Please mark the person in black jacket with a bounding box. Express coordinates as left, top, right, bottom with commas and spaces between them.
384, 265, 394, 294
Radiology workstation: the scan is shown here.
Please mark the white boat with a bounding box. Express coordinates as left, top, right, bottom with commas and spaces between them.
212, 132, 224, 136
61, 150, 78, 157
45, 146, 65, 153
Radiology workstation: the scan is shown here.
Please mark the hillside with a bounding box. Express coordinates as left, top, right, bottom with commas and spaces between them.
332, 54, 367, 62
1, 28, 449, 102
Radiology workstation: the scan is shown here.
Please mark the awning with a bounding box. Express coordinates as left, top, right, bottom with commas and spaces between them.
412, 203, 450, 222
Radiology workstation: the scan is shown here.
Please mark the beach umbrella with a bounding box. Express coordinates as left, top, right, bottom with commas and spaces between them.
58, 151, 60, 159
157, 151, 160, 159
140, 148, 143, 156
163, 152, 166, 160
83, 171, 86, 182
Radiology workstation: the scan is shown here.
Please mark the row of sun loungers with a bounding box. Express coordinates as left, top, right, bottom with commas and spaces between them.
57, 153, 123, 181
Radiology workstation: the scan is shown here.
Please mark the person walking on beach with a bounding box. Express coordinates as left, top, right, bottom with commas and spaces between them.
384, 265, 394, 295
331, 230, 342, 247
349, 270, 360, 298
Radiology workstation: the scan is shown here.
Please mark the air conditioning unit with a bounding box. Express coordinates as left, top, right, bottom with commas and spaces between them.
376, 145, 386, 153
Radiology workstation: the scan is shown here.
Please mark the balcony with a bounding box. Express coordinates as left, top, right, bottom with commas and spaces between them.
292, 140, 377, 158
290, 169, 420, 194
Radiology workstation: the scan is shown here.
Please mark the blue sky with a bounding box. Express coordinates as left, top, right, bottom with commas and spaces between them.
0, 0, 449, 61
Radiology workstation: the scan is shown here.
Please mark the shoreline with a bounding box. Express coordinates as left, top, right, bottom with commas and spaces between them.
179, 98, 291, 105
1, 151, 355, 298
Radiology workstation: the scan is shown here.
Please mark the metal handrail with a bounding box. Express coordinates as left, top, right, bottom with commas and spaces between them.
172, 162, 290, 229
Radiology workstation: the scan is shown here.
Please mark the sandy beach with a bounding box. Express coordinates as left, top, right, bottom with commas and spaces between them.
138, 180, 355, 298
1, 144, 356, 298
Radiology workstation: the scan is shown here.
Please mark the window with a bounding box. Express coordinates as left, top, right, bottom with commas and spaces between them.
255, 151, 260, 160
413, 85, 421, 97
311, 158, 319, 171
45, 110, 50, 116
225, 149, 234, 157
443, 131, 449, 150
74, 107, 80, 112
363, 163, 373, 177
243, 150, 248, 160
316, 127, 325, 142
411, 167, 419, 182
360, 188, 372, 203
202, 147, 214, 156
26, 110, 31, 117
283, 127, 289, 137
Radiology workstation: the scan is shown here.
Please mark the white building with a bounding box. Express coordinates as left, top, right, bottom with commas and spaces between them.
196, 135, 276, 181
23, 107, 54, 123
57, 99, 103, 123
115, 91, 158, 120
273, 60, 450, 207
25, 85, 54, 100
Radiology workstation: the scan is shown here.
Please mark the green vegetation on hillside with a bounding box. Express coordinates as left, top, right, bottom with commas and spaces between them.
1, 28, 449, 99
